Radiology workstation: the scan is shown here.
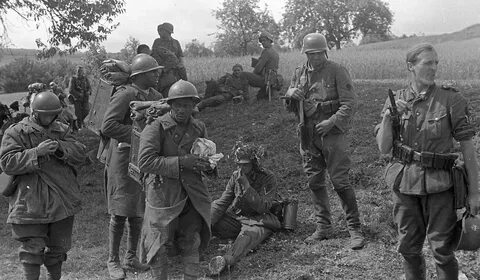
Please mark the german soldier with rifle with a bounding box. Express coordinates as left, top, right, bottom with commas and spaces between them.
283, 33, 365, 250
375, 43, 480, 280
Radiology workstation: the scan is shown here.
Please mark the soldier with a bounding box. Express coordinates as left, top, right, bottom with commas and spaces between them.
375, 43, 480, 280
240, 31, 279, 100
283, 33, 365, 249
68, 66, 92, 129
137, 80, 212, 280
0, 91, 87, 280
136, 44, 151, 55
208, 142, 282, 276
101, 54, 164, 280
151, 22, 188, 95
197, 64, 249, 111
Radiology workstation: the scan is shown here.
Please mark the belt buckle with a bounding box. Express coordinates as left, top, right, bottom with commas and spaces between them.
420, 151, 434, 168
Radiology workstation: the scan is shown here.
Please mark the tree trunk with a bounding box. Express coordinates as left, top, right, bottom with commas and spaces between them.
335, 40, 341, 50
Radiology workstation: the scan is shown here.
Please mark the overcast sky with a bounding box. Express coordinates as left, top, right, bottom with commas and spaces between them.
3, 0, 480, 52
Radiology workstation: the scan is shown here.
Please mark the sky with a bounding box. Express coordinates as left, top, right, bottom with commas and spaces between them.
3, 0, 480, 52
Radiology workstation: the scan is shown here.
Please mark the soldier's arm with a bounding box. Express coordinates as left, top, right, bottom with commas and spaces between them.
375, 100, 394, 155
211, 174, 236, 225
101, 89, 132, 143
241, 173, 277, 214
283, 67, 301, 114
55, 125, 87, 166
253, 49, 269, 75
328, 66, 356, 132
0, 127, 42, 174
138, 119, 179, 179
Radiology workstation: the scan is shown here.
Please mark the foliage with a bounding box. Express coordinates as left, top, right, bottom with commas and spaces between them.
81, 42, 108, 78
213, 0, 280, 56
117, 36, 140, 63
282, 0, 393, 50
184, 39, 214, 57
0, 0, 126, 54
0, 56, 74, 92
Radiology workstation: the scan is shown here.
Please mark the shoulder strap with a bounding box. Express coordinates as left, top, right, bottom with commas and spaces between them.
20, 119, 67, 140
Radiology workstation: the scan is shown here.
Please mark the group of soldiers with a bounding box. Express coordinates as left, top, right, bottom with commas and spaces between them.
0, 24, 479, 280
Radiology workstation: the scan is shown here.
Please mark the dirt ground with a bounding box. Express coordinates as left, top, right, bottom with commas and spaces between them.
1, 80, 480, 280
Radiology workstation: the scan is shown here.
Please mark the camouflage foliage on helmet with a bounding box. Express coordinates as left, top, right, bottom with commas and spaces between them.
232, 141, 265, 164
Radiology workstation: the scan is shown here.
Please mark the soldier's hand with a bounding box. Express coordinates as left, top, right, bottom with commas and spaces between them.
468, 192, 480, 215
315, 119, 335, 136
36, 139, 59, 156
395, 99, 409, 114
179, 154, 211, 173
285, 88, 304, 101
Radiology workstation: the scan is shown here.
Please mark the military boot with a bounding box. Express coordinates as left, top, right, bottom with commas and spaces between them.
304, 225, 334, 243
304, 187, 333, 243
107, 216, 126, 280
337, 188, 365, 249
403, 254, 426, 280
435, 258, 459, 280
46, 262, 62, 280
22, 263, 41, 280
123, 217, 149, 272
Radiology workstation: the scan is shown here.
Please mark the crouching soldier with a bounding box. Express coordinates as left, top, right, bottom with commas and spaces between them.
208, 142, 282, 276
137, 80, 212, 280
101, 54, 163, 279
0, 91, 87, 280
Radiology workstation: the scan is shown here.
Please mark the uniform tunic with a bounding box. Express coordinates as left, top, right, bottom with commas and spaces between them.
101, 84, 162, 217
137, 113, 211, 264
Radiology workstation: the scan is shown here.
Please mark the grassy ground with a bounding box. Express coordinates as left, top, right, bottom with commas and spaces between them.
1, 80, 480, 280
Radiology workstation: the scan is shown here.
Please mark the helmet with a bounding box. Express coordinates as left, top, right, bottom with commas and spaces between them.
31, 91, 62, 115
456, 213, 480, 251
301, 33, 328, 53
259, 31, 274, 42
233, 142, 264, 164
167, 80, 200, 103
158, 22, 174, 34
130, 54, 164, 77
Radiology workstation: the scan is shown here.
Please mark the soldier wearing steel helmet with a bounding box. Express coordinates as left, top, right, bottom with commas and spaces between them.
375, 43, 480, 280
101, 54, 164, 280
240, 31, 279, 100
283, 33, 365, 249
0, 91, 87, 280
68, 65, 92, 129
151, 22, 188, 96
137, 80, 212, 280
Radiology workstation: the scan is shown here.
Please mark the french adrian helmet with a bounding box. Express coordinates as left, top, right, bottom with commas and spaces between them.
31, 91, 63, 115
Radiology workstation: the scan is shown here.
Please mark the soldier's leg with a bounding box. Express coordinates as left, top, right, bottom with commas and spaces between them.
44, 216, 74, 280
177, 201, 203, 280
323, 133, 364, 248
301, 145, 333, 243
224, 223, 272, 265
197, 95, 227, 111
426, 189, 459, 280
211, 212, 242, 239
12, 223, 48, 280
124, 217, 149, 272
150, 247, 168, 280
393, 189, 427, 280
107, 215, 126, 280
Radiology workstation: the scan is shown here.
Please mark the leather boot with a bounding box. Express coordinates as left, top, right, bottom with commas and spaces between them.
123, 217, 149, 272
305, 187, 332, 243
435, 258, 459, 280
150, 253, 168, 280
46, 262, 62, 280
183, 254, 200, 280
22, 263, 41, 280
107, 215, 125, 280
337, 188, 365, 249
403, 254, 426, 280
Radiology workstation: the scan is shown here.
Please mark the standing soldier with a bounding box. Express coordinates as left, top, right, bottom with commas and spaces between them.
68, 66, 92, 129
375, 43, 480, 280
151, 22, 188, 95
49, 82, 67, 107
283, 33, 365, 249
101, 54, 163, 280
0, 91, 87, 280
240, 31, 279, 100
137, 80, 212, 280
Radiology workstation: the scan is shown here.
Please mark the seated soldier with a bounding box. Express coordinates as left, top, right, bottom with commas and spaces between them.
208, 142, 282, 276
197, 64, 249, 111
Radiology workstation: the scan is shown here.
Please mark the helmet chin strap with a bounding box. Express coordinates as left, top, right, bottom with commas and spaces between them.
33, 113, 58, 127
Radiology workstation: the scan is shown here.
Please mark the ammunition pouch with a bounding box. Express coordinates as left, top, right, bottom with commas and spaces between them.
452, 161, 468, 209
304, 99, 340, 118
392, 142, 458, 170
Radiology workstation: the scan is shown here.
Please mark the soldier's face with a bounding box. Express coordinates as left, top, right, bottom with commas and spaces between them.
170, 98, 195, 124
232, 67, 242, 77
238, 162, 253, 175
259, 38, 272, 48
37, 113, 57, 126
145, 70, 161, 87
408, 50, 438, 87
306, 51, 327, 68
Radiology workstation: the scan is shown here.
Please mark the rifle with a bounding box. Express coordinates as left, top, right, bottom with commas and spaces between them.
388, 89, 402, 149
266, 70, 272, 102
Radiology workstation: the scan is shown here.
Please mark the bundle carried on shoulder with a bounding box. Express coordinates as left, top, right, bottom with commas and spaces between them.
129, 100, 171, 124
100, 59, 132, 86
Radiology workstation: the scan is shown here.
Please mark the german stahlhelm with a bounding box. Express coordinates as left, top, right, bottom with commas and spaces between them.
301, 33, 328, 53
130, 54, 164, 78
456, 213, 480, 251
31, 91, 62, 115
158, 22, 174, 34
258, 31, 274, 42
167, 80, 200, 103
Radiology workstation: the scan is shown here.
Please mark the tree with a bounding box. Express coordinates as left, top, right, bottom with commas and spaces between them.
214, 0, 279, 56
184, 39, 213, 57
282, 0, 392, 50
118, 36, 140, 63
0, 0, 125, 53
82, 42, 108, 78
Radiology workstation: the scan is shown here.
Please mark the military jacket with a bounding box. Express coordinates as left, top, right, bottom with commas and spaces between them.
383, 84, 476, 195
68, 75, 91, 99
253, 47, 279, 76
0, 117, 86, 224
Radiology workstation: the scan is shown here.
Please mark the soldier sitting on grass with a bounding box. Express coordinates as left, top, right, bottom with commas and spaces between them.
197, 64, 249, 111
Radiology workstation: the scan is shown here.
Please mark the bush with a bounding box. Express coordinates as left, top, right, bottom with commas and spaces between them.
0, 57, 75, 93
